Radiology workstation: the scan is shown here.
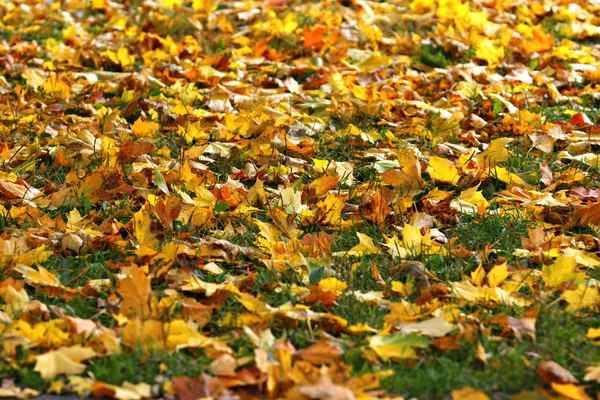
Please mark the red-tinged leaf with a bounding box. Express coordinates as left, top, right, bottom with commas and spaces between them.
569, 187, 599, 200
299, 232, 334, 257
303, 25, 326, 49
91, 382, 116, 399
118, 140, 156, 160
569, 112, 593, 127
0, 179, 41, 202
155, 195, 182, 230
305, 286, 338, 307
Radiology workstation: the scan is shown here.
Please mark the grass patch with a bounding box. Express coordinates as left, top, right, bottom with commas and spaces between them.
448, 209, 536, 263
381, 308, 600, 398
39, 248, 124, 288
88, 350, 212, 385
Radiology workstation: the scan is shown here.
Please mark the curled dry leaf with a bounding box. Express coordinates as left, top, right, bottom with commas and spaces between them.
535, 360, 578, 385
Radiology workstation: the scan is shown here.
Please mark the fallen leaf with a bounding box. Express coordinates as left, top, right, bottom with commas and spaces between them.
368, 333, 431, 361
34, 345, 98, 379
451, 387, 490, 400
536, 360, 578, 385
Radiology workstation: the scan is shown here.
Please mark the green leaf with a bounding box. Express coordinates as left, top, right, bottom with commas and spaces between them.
492, 99, 504, 117
419, 44, 447, 68
369, 333, 431, 361
309, 266, 327, 285
215, 202, 229, 212
154, 168, 169, 195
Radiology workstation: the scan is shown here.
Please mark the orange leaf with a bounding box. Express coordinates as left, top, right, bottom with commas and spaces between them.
155, 195, 182, 230
303, 25, 326, 49
550, 383, 592, 400
117, 265, 152, 318
522, 26, 554, 55
308, 175, 339, 197
295, 338, 343, 364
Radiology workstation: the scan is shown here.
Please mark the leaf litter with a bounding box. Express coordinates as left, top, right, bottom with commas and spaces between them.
0, 0, 600, 398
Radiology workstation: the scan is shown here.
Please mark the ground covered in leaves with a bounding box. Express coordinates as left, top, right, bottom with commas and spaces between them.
1, 0, 600, 398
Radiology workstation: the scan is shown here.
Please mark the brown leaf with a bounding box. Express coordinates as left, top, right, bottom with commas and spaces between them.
568, 203, 600, 229
172, 375, 225, 400
118, 140, 156, 160
295, 338, 344, 365
536, 360, 578, 385
155, 195, 182, 230
298, 377, 356, 400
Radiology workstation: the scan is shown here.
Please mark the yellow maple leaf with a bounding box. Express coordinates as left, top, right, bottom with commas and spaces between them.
14, 265, 61, 287
475, 38, 505, 69
542, 256, 583, 288
397, 316, 455, 338
452, 187, 489, 214
487, 262, 508, 288
131, 117, 160, 138
48, 380, 65, 395
134, 204, 159, 250
427, 156, 460, 185
308, 175, 339, 198
486, 166, 528, 187
471, 264, 485, 286
318, 277, 348, 295
385, 299, 442, 324
10, 320, 70, 347
562, 284, 600, 311
402, 223, 432, 253
585, 327, 600, 340
347, 323, 378, 334
475, 138, 514, 165
336, 232, 381, 257
314, 194, 344, 225
122, 318, 164, 352
391, 281, 413, 296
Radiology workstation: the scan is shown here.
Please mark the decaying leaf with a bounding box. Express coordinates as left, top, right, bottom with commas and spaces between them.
536, 360, 578, 385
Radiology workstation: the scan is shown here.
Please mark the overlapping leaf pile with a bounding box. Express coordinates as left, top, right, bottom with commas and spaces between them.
1, 0, 600, 398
